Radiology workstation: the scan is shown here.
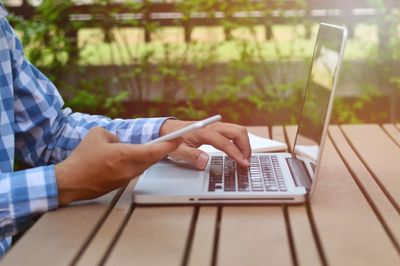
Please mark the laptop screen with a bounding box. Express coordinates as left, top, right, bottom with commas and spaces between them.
293, 24, 346, 180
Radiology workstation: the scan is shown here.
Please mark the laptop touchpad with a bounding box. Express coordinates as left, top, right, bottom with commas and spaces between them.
146, 165, 202, 182
140, 163, 203, 193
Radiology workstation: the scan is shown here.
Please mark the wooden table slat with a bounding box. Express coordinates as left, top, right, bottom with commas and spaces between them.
1, 190, 119, 266
272, 126, 322, 266
75, 180, 137, 266
218, 206, 292, 266
187, 207, 218, 266
286, 206, 322, 266
383, 124, 400, 147
215, 127, 292, 265
286, 125, 400, 265
104, 207, 194, 266
4, 124, 400, 266
329, 126, 400, 248
341, 124, 400, 209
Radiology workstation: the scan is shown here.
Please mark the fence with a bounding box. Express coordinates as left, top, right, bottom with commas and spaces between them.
5, 0, 400, 123
6, 0, 400, 58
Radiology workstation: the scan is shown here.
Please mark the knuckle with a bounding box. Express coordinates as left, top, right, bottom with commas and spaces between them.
224, 138, 235, 147
185, 148, 200, 162
224, 141, 239, 154
107, 132, 119, 143
88, 127, 105, 138
239, 126, 247, 135
91, 126, 104, 134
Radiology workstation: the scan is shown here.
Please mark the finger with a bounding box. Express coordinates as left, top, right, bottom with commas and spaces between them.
214, 124, 251, 160
204, 131, 249, 167
113, 138, 182, 163
169, 144, 210, 170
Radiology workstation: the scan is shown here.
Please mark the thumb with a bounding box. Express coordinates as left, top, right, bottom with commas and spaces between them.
169, 145, 209, 170
114, 138, 182, 163
147, 138, 183, 161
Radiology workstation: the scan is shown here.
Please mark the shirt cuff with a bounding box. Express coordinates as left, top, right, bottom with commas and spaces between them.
114, 117, 174, 144
145, 117, 174, 142
1, 165, 59, 235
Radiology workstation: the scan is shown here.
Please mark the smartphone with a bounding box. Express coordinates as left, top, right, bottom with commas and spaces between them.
146, 115, 222, 145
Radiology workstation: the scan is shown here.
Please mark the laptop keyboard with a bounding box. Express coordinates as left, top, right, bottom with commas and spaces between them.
208, 155, 288, 192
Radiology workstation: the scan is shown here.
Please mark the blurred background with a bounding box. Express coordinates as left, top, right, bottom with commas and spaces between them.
4, 0, 400, 125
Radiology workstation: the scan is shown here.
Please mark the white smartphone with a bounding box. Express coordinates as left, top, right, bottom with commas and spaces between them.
146, 115, 222, 145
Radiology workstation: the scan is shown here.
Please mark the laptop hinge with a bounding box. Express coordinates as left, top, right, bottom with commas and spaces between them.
286, 158, 312, 191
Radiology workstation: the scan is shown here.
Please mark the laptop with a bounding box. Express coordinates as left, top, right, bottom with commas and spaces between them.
133, 23, 348, 204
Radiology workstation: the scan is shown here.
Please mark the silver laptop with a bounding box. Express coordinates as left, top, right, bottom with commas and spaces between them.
133, 23, 347, 204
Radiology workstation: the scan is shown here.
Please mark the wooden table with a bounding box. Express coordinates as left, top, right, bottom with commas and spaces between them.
2, 124, 400, 266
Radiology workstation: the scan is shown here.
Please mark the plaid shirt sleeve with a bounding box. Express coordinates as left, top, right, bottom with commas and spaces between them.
0, 15, 168, 254
0, 166, 58, 249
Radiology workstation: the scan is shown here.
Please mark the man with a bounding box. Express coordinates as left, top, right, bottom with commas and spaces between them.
0, 5, 251, 256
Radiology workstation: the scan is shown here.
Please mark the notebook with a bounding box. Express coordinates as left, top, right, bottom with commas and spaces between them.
198, 133, 287, 154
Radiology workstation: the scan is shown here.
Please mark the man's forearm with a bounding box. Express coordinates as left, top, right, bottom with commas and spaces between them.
31, 110, 172, 165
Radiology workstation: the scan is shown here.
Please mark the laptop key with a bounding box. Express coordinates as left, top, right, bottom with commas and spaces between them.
209, 156, 225, 191
238, 184, 250, 191
208, 155, 288, 193
237, 165, 250, 191
266, 185, 278, 191
208, 182, 216, 192
210, 157, 223, 177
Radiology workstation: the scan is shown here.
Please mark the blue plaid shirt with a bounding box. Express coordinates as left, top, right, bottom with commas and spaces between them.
0, 6, 167, 256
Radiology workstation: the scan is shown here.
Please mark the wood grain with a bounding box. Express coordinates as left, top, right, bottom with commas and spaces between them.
75, 180, 137, 266
383, 124, 400, 146
1, 191, 119, 266
104, 207, 194, 266
6, 124, 400, 265
329, 126, 400, 249
216, 127, 291, 265
217, 206, 292, 266
187, 207, 218, 266
286, 125, 400, 265
272, 126, 321, 266
341, 124, 400, 208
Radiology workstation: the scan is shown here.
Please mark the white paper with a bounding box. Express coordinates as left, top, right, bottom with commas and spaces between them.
294, 145, 319, 161
199, 133, 287, 154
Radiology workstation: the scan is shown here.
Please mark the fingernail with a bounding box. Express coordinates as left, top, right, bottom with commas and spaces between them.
197, 153, 209, 170
243, 158, 250, 166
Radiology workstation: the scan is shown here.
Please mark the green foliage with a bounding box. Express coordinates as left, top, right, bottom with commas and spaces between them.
66, 76, 129, 117
333, 84, 386, 123
9, 0, 131, 117
8, 1, 74, 81
7, 0, 400, 123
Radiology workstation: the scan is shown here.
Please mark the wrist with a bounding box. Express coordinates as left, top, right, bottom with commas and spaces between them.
160, 119, 189, 137
55, 163, 74, 206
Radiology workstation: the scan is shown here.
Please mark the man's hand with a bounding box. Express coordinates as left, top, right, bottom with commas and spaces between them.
55, 127, 181, 206
160, 119, 251, 170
